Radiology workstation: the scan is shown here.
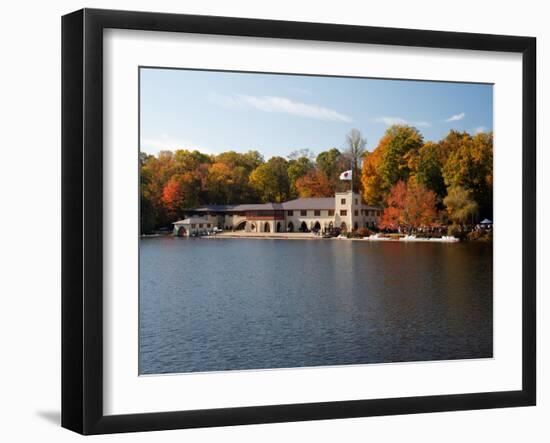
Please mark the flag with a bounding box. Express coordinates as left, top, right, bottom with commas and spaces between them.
339, 170, 352, 181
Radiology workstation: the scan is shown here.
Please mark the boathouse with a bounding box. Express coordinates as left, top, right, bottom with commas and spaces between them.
172, 190, 382, 236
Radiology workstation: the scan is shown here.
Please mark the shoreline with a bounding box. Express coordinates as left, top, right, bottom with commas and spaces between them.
142, 232, 469, 243
198, 232, 461, 243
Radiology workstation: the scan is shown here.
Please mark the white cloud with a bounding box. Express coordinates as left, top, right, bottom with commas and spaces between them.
445, 112, 466, 122
374, 116, 431, 127
209, 93, 353, 123
375, 116, 407, 126
140, 134, 210, 154
473, 126, 487, 134
413, 121, 431, 127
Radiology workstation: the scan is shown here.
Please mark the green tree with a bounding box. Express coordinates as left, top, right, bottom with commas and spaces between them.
249, 156, 291, 202
443, 186, 479, 225
316, 148, 348, 192
412, 141, 445, 198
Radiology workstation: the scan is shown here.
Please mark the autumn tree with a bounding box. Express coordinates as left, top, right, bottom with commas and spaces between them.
443, 186, 479, 226
215, 150, 264, 174
378, 125, 423, 191
361, 148, 385, 206
173, 149, 211, 175
288, 155, 314, 196
378, 180, 408, 230
378, 180, 437, 230
138, 127, 492, 233
295, 170, 333, 198
437, 130, 472, 166
206, 150, 264, 203
403, 180, 438, 229
140, 152, 159, 233
140, 151, 178, 232
205, 162, 239, 204
442, 131, 493, 218
360, 125, 423, 207
161, 173, 200, 220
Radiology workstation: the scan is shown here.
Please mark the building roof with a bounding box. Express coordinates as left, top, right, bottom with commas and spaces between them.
281, 198, 335, 210
172, 217, 210, 225
231, 203, 284, 211
192, 205, 234, 212
185, 197, 381, 213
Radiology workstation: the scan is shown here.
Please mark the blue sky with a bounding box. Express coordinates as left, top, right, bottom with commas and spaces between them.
140, 68, 493, 159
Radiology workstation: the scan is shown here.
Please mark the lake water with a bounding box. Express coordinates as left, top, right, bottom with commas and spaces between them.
139, 237, 493, 374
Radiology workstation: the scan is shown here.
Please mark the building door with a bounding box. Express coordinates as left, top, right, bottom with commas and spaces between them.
340, 222, 347, 232
287, 222, 294, 232
276, 222, 282, 232
300, 221, 308, 232
177, 226, 187, 237
264, 222, 271, 233
313, 221, 321, 232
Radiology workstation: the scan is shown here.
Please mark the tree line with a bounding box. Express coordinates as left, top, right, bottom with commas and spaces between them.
140, 144, 356, 233
361, 126, 492, 232
140, 126, 492, 234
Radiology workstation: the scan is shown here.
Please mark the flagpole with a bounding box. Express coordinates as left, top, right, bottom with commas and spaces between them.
350, 159, 353, 194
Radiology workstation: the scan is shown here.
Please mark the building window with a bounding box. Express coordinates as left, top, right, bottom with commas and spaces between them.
199, 224, 203, 228
354, 210, 358, 216
207, 224, 211, 228
341, 198, 346, 204
300, 210, 307, 216
191, 224, 196, 228
355, 198, 358, 205
314, 210, 321, 216
328, 209, 334, 216
340, 210, 347, 216
287, 210, 294, 216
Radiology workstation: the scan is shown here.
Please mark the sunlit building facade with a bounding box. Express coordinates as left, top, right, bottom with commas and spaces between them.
173, 190, 382, 236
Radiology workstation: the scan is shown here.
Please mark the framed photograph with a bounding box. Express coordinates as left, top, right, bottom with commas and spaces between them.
61, 8, 536, 435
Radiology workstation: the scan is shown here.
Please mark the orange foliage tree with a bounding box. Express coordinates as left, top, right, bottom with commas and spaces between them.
161, 172, 199, 220
295, 170, 333, 198
378, 180, 408, 230
361, 148, 385, 206
379, 180, 437, 230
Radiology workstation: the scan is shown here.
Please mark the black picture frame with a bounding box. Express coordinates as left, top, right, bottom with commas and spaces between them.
62, 8, 536, 435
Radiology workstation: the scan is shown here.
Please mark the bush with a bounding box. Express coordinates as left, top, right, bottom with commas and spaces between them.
356, 227, 371, 238
447, 224, 462, 237
467, 229, 493, 242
